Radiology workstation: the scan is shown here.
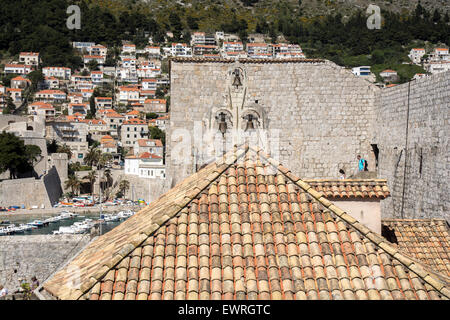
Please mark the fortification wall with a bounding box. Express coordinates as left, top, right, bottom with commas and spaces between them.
377, 71, 449, 219
0, 235, 91, 291
0, 166, 63, 208
168, 59, 379, 186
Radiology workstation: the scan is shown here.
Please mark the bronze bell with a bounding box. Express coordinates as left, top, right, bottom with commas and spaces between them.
245, 114, 255, 131
232, 75, 242, 88
219, 121, 227, 135
232, 69, 242, 88
218, 113, 227, 136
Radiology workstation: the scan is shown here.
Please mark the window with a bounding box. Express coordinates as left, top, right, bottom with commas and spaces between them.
127, 127, 130, 131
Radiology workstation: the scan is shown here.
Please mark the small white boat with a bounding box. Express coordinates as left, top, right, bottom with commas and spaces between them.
57, 226, 77, 234
59, 211, 78, 219
19, 224, 33, 231
28, 220, 44, 227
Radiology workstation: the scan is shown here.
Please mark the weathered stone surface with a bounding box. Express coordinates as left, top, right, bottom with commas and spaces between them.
377, 71, 449, 220
168, 60, 378, 185
0, 235, 91, 291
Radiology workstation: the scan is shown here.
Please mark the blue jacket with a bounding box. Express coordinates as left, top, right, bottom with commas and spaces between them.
359, 159, 366, 171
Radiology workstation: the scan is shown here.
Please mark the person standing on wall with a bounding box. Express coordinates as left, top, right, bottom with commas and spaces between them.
357, 155, 368, 172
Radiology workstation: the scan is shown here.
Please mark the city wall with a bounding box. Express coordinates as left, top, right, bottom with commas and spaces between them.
377, 71, 449, 219
0, 166, 63, 208
0, 235, 91, 291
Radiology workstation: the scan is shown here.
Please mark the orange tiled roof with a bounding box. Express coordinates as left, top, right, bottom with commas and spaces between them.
137, 139, 163, 147
139, 152, 162, 159
30, 101, 51, 107
305, 179, 390, 199
123, 118, 147, 125
126, 110, 140, 115
37, 104, 55, 110
11, 76, 30, 82
20, 52, 39, 56
144, 99, 166, 104
382, 219, 450, 277
120, 87, 140, 92
36, 89, 66, 95
100, 135, 114, 141
42, 145, 450, 300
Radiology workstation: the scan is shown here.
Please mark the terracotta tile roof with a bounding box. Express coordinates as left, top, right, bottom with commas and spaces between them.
382, 219, 450, 277
305, 179, 390, 200
20, 52, 39, 56
123, 118, 147, 125
137, 139, 163, 147
144, 99, 166, 104
126, 110, 140, 115
42, 145, 450, 300
139, 152, 162, 159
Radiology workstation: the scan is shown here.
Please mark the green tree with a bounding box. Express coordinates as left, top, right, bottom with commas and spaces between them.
187, 16, 199, 30
104, 168, 113, 188
46, 139, 58, 154
25, 144, 42, 168
65, 175, 81, 195
0, 132, 32, 178
57, 143, 72, 160
2, 97, 16, 115
118, 180, 130, 198
87, 170, 96, 196
98, 152, 113, 169
87, 60, 99, 71
149, 126, 165, 145
89, 95, 96, 117
145, 112, 158, 120
27, 70, 44, 93
84, 147, 101, 167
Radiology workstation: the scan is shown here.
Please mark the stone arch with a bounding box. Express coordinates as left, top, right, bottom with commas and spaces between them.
240, 108, 262, 131
213, 109, 233, 134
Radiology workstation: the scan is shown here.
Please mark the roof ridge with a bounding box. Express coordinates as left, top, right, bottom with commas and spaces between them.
248, 145, 450, 298
61, 145, 250, 300
304, 179, 388, 182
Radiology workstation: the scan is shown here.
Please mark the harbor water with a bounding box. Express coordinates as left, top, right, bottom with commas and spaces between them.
0, 212, 128, 236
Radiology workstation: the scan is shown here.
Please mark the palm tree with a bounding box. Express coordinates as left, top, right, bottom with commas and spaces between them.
57, 143, 72, 160
98, 152, 113, 169
118, 180, 130, 198
65, 175, 81, 196
86, 171, 96, 196
104, 168, 113, 188
84, 147, 101, 167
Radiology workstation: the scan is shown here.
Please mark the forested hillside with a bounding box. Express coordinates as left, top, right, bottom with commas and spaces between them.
0, 0, 448, 81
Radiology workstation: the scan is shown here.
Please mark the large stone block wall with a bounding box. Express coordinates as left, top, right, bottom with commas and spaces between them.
0, 166, 63, 208
0, 235, 91, 291
168, 60, 379, 185
377, 71, 449, 219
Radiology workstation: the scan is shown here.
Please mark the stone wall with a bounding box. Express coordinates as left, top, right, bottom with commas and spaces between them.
377, 71, 449, 219
168, 59, 379, 186
0, 235, 91, 291
0, 166, 63, 208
